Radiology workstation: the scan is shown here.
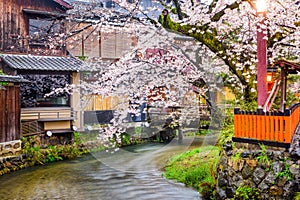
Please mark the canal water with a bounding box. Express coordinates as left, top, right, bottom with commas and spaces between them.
0, 136, 217, 200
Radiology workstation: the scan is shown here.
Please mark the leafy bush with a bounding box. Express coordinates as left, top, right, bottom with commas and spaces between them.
46, 145, 63, 162
234, 184, 261, 200
121, 132, 131, 146
295, 192, 300, 200
21, 135, 90, 165
217, 124, 234, 151
21, 137, 46, 165
256, 144, 271, 170
216, 102, 235, 151
60, 144, 84, 159
275, 158, 294, 181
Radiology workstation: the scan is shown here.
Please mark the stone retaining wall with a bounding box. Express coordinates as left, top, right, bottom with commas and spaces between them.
216, 143, 300, 199
0, 140, 99, 176
0, 140, 22, 157
0, 154, 27, 175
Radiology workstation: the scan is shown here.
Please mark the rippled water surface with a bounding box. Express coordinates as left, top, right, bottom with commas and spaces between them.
0, 137, 215, 200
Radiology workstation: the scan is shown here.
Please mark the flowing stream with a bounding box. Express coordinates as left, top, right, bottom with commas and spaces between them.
0, 136, 217, 200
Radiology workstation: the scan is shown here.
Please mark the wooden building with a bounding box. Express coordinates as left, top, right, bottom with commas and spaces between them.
0, 54, 82, 140
67, 24, 134, 59
65, 11, 137, 125
0, 0, 72, 55
0, 75, 26, 156
0, 0, 84, 144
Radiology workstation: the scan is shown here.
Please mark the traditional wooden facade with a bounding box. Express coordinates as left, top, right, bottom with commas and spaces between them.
67, 23, 134, 59
0, 0, 85, 144
0, 54, 83, 142
0, 75, 27, 156
66, 14, 137, 125
0, 75, 25, 143
0, 0, 72, 55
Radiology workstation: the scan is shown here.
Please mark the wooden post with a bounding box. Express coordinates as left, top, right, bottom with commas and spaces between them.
99, 30, 102, 57
81, 33, 85, 58
280, 68, 287, 112
257, 18, 268, 108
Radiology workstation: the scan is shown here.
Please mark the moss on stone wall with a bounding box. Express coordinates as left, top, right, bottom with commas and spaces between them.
216, 144, 300, 199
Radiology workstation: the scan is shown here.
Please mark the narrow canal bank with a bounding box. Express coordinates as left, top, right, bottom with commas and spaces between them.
0, 138, 213, 199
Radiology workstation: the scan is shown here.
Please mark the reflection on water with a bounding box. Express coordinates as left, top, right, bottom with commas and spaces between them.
0, 137, 213, 200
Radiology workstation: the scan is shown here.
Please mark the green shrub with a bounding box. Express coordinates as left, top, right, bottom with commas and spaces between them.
234, 184, 261, 200
21, 137, 46, 165
295, 192, 300, 200
276, 158, 294, 181
121, 132, 131, 146
73, 132, 82, 144
256, 144, 271, 170
21, 136, 90, 165
60, 144, 82, 159
217, 124, 234, 151
46, 145, 63, 162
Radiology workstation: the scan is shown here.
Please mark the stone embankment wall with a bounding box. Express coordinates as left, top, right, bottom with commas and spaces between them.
0, 139, 41, 176
0, 140, 21, 157
0, 154, 26, 175
0, 140, 101, 176
216, 143, 300, 199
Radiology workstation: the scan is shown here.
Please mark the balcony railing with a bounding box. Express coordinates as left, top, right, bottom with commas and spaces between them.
21, 107, 77, 121
233, 103, 300, 147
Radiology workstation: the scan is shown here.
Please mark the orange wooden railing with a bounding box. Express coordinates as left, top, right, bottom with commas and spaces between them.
234, 103, 300, 145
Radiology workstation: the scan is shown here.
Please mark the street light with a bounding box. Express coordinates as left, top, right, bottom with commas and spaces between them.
256, 0, 267, 14
266, 72, 273, 82
256, 0, 268, 110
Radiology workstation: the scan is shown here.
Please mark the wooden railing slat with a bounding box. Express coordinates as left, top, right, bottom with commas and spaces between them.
279, 117, 284, 142
275, 116, 279, 141
233, 103, 300, 146
254, 115, 258, 140
270, 115, 274, 141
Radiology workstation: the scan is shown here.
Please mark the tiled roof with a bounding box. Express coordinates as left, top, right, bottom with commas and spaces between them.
22, 9, 68, 17
0, 75, 28, 83
52, 0, 73, 9
273, 60, 300, 72
80, 58, 114, 72
1, 54, 83, 72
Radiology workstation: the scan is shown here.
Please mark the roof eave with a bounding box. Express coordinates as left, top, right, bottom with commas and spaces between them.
52, 0, 73, 10
23, 9, 68, 17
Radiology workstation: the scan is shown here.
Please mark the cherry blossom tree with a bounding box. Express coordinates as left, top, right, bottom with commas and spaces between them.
79, 27, 225, 147
52, 0, 297, 147
64, 0, 299, 103
150, 0, 299, 103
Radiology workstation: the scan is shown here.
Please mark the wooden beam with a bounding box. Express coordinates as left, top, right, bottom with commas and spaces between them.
280, 69, 287, 112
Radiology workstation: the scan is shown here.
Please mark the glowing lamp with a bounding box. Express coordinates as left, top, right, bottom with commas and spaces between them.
266, 73, 273, 82
136, 50, 143, 60
46, 130, 52, 137
72, 125, 78, 131
256, 0, 267, 13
